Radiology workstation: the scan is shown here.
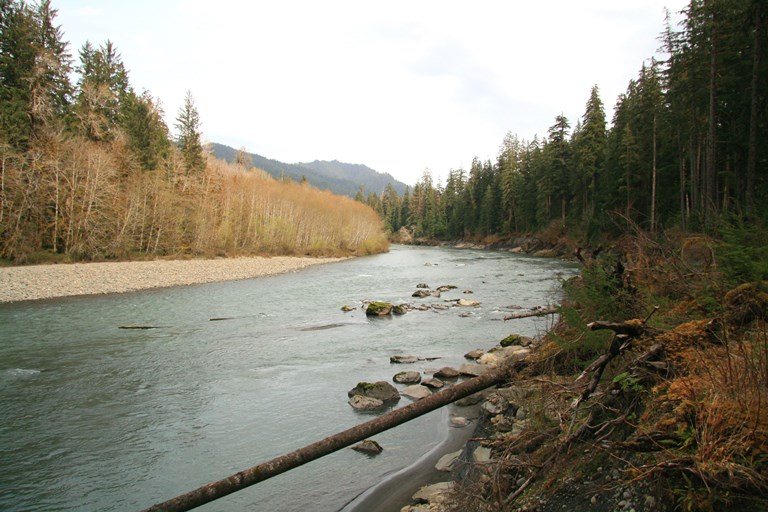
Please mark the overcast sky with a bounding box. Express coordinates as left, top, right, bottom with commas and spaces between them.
56, 1, 688, 186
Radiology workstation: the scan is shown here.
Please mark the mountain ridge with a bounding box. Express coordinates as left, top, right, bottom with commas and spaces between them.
209, 143, 409, 198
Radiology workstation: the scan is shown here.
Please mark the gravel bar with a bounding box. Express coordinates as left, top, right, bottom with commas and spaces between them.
0, 256, 347, 303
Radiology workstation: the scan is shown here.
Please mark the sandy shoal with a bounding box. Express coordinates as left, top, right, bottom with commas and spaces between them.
0, 256, 347, 303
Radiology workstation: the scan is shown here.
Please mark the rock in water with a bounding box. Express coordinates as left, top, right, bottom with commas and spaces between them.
456, 298, 481, 307
434, 366, 460, 379
347, 381, 400, 402
464, 349, 484, 360
393, 371, 422, 384
392, 304, 408, 315
412, 290, 431, 298
390, 355, 419, 364
435, 450, 462, 471
401, 384, 432, 400
422, 378, 444, 389
366, 302, 393, 316
348, 395, 384, 410
351, 439, 383, 454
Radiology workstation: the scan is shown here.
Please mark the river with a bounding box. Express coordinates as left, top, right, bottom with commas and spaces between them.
0, 245, 575, 511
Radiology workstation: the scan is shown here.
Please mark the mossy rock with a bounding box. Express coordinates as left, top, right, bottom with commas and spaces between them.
392, 304, 408, 315
366, 301, 393, 316
500, 334, 523, 347
347, 381, 400, 402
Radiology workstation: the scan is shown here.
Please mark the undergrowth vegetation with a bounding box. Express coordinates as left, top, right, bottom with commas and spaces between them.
445, 225, 768, 512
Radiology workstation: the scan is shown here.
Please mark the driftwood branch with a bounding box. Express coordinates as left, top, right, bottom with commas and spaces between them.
142, 363, 522, 512
504, 307, 558, 321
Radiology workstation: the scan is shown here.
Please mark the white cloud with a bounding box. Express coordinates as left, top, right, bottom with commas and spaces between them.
55, 0, 688, 186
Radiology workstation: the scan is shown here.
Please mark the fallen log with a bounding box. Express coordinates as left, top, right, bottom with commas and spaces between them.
503, 307, 558, 321
141, 362, 522, 512
118, 325, 165, 329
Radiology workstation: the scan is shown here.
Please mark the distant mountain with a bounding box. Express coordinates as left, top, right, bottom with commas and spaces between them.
209, 143, 409, 198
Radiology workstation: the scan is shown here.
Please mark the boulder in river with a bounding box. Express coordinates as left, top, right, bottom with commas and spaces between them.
464, 349, 484, 360
393, 371, 422, 384
400, 384, 432, 400
347, 381, 401, 402
351, 439, 383, 455
412, 290, 431, 298
434, 366, 460, 379
416, 283, 430, 289
456, 298, 481, 307
392, 304, 408, 315
390, 355, 419, 364
500, 333, 534, 347
422, 378, 444, 389
348, 395, 384, 410
365, 302, 393, 316
436, 285, 457, 292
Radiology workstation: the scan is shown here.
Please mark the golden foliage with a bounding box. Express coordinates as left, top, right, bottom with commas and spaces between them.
0, 136, 388, 262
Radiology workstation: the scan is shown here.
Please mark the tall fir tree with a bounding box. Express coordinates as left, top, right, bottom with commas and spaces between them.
174, 90, 205, 175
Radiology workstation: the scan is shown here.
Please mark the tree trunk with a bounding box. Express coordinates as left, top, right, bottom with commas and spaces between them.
141, 365, 516, 512
651, 114, 658, 233
706, 10, 719, 221
746, 2, 762, 215
680, 153, 687, 231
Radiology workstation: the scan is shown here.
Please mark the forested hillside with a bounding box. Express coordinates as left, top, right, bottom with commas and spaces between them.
210, 143, 409, 198
0, 1, 388, 263
367, 1, 766, 244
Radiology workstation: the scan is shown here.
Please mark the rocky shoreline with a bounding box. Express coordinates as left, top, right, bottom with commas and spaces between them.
340, 280, 545, 512
0, 256, 347, 303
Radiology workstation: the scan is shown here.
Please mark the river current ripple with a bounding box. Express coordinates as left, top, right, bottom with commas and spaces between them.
0, 245, 575, 511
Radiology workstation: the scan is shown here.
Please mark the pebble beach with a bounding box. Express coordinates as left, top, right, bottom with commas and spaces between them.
0, 256, 347, 303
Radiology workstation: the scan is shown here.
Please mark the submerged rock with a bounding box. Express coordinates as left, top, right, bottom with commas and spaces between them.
390, 355, 419, 364
351, 439, 383, 455
341, 304, 356, 312
393, 371, 422, 384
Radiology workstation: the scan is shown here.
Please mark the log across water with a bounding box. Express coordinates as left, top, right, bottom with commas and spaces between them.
142, 365, 514, 512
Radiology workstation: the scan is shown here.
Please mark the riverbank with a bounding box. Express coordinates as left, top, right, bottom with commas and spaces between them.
0, 256, 347, 303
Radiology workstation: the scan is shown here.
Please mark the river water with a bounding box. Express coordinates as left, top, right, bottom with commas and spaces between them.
0, 245, 574, 512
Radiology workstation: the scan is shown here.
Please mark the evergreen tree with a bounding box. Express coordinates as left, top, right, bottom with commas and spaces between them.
174, 90, 204, 174
75, 40, 130, 141
0, 0, 71, 147
121, 90, 169, 171
571, 86, 607, 225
